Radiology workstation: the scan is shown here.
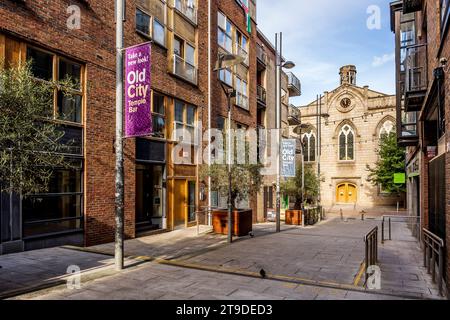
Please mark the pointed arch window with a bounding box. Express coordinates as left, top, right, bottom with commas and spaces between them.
302, 131, 316, 162
379, 120, 394, 139
339, 124, 355, 161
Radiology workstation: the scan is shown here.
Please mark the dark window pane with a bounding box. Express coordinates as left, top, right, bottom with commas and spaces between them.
47, 167, 82, 194
153, 94, 165, 115
57, 91, 82, 123
310, 136, 316, 162
23, 218, 83, 238
175, 101, 184, 122
152, 114, 165, 138
136, 9, 151, 35
339, 133, 346, 160
27, 47, 53, 81
187, 105, 195, 125
59, 59, 81, 89
23, 194, 82, 223
347, 132, 354, 160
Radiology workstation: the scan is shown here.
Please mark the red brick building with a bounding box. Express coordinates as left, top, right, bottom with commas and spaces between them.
391, 0, 449, 294
0, 0, 208, 252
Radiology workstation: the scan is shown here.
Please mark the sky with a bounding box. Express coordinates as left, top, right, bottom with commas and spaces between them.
257, 0, 396, 106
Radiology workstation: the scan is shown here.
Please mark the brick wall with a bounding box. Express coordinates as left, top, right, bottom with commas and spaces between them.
422, 0, 450, 292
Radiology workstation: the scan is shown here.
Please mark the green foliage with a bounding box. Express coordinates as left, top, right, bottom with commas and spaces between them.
0, 62, 74, 194
366, 132, 406, 194
281, 162, 319, 209
200, 145, 263, 209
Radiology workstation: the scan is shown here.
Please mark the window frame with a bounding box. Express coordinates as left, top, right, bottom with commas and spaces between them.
338, 124, 355, 162
173, 100, 197, 145
302, 131, 316, 163
27, 46, 84, 126
135, 7, 167, 47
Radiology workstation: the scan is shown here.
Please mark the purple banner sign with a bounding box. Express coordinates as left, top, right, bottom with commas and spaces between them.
125, 43, 152, 137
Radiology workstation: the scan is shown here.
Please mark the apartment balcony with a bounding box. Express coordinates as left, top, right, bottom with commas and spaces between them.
257, 85, 266, 108
398, 109, 419, 147
402, 0, 423, 14
235, 43, 249, 66
171, 54, 198, 85
257, 45, 267, 71
286, 72, 301, 97
173, 0, 197, 25
404, 44, 427, 112
288, 105, 301, 126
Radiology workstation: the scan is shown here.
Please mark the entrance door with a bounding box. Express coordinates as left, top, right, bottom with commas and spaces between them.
336, 183, 357, 203
173, 180, 187, 228
136, 164, 164, 231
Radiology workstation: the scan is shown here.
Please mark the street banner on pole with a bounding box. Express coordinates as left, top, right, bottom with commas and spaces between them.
125, 43, 152, 137
281, 139, 296, 178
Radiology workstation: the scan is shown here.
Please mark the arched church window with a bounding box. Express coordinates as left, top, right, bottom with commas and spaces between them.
379, 120, 394, 139
302, 131, 316, 162
339, 124, 355, 161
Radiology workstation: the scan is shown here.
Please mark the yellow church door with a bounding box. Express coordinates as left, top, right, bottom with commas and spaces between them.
336, 183, 357, 203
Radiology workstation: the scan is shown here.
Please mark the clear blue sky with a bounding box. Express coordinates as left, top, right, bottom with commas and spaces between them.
257, 0, 396, 106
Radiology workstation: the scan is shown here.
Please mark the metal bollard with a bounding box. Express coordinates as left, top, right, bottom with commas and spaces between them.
389, 218, 392, 241
340, 209, 343, 221
381, 220, 385, 244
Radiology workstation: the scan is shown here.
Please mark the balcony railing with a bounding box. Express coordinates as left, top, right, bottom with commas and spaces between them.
404, 44, 427, 111
286, 72, 301, 97
288, 105, 301, 125
235, 43, 249, 66
171, 54, 198, 85
257, 85, 266, 105
405, 44, 427, 92
403, 0, 423, 14
257, 45, 267, 67
173, 0, 197, 25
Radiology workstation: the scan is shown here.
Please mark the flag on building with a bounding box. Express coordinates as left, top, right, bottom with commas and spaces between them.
240, 1, 251, 33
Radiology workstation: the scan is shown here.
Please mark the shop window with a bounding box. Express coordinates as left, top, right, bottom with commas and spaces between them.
22, 161, 83, 238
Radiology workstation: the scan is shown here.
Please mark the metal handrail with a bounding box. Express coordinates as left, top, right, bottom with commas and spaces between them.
364, 226, 378, 285
172, 54, 197, 84
422, 228, 446, 296
381, 215, 421, 243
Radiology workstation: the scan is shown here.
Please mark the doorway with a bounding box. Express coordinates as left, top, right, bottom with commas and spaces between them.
136, 164, 164, 232
336, 183, 357, 204
173, 180, 196, 229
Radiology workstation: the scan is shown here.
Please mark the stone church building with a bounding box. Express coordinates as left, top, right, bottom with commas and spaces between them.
296, 66, 398, 209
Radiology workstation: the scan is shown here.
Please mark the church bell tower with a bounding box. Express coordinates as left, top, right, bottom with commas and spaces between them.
339, 65, 357, 85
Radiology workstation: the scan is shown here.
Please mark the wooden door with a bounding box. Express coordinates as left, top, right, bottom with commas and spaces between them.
173, 180, 187, 227
336, 183, 357, 203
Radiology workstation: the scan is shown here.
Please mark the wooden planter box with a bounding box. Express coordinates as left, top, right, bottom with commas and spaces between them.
212, 209, 253, 237
285, 210, 303, 225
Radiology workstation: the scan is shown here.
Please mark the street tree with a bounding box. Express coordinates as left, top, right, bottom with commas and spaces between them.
366, 132, 406, 194
201, 144, 263, 210
281, 162, 319, 210
0, 62, 75, 195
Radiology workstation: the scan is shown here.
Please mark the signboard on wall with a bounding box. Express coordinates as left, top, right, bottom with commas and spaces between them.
125, 43, 152, 137
393, 173, 406, 184
281, 139, 296, 178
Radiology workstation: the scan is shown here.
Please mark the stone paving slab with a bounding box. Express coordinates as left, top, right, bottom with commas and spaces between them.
0, 247, 115, 297
14, 262, 403, 301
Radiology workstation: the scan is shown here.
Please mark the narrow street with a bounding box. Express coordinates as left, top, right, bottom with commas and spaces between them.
2, 209, 443, 300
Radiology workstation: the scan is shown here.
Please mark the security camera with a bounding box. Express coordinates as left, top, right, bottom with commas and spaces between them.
440, 57, 448, 67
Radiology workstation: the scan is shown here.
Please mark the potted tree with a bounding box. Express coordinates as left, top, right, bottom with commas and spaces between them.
201, 156, 263, 237
282, 162, 319, 226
